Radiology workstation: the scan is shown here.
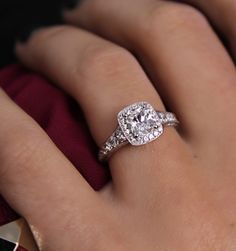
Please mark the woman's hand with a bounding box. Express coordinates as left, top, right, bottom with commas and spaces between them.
1, 0, 236, 250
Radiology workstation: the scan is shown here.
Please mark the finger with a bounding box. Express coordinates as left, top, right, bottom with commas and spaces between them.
64, 0, 236, 166
15, 26, 192, 202
0, 88, 99, 249
174, 0, 236, 60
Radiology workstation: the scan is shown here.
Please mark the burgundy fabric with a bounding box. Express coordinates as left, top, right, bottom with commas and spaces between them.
0, 64, 110, 250
17, 247, 26, 251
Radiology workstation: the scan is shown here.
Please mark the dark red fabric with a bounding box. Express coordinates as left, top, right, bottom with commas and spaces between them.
0, 64, 110, 250
17, 247, 26, 251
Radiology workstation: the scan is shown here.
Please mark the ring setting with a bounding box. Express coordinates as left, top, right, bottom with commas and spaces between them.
99, 102, 179, 162
118, 102, 163, 146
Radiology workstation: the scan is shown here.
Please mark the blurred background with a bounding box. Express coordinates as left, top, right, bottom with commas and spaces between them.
0, 0, 77, 68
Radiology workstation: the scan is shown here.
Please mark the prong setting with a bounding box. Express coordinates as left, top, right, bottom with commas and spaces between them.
99, 102, 179, 161
118, 102, 163, 146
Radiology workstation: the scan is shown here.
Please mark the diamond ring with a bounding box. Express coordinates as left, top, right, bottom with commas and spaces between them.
98, 102, 179, 162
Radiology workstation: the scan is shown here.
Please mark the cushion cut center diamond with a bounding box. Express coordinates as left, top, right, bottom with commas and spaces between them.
118, 102, 163, 146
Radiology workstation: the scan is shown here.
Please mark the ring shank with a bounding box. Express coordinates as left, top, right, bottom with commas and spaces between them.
98, 126, 128, 162
98, 111, 178, 162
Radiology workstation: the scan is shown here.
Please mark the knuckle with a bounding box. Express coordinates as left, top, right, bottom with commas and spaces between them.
80, 44, 136, 78
147, 2, 207, 34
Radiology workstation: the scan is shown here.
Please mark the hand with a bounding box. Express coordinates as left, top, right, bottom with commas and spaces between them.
1, 0, 236, 250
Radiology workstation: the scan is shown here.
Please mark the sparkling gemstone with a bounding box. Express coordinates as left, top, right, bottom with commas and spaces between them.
118, 102, 163, 146
105, 143, 113, 151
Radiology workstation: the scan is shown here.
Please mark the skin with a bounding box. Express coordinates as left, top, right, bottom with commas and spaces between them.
1, 0, 236, 250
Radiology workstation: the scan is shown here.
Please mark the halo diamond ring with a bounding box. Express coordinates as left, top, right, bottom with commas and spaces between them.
98, 102, 179, 162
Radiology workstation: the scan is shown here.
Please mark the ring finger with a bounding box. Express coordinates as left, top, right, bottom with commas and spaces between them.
15, 26, 192, 202
64, 0, 236, 168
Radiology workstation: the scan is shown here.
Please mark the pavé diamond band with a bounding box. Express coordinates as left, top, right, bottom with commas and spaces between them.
98, 102, 179, 162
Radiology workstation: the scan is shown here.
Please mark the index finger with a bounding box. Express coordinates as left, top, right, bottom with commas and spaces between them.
0, 89, 99, 250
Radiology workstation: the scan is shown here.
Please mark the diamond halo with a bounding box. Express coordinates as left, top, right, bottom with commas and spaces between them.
98, 101, 179, 162
117, 102, 163, 146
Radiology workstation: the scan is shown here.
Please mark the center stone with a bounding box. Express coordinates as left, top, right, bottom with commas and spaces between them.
118, 102, 163, 146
